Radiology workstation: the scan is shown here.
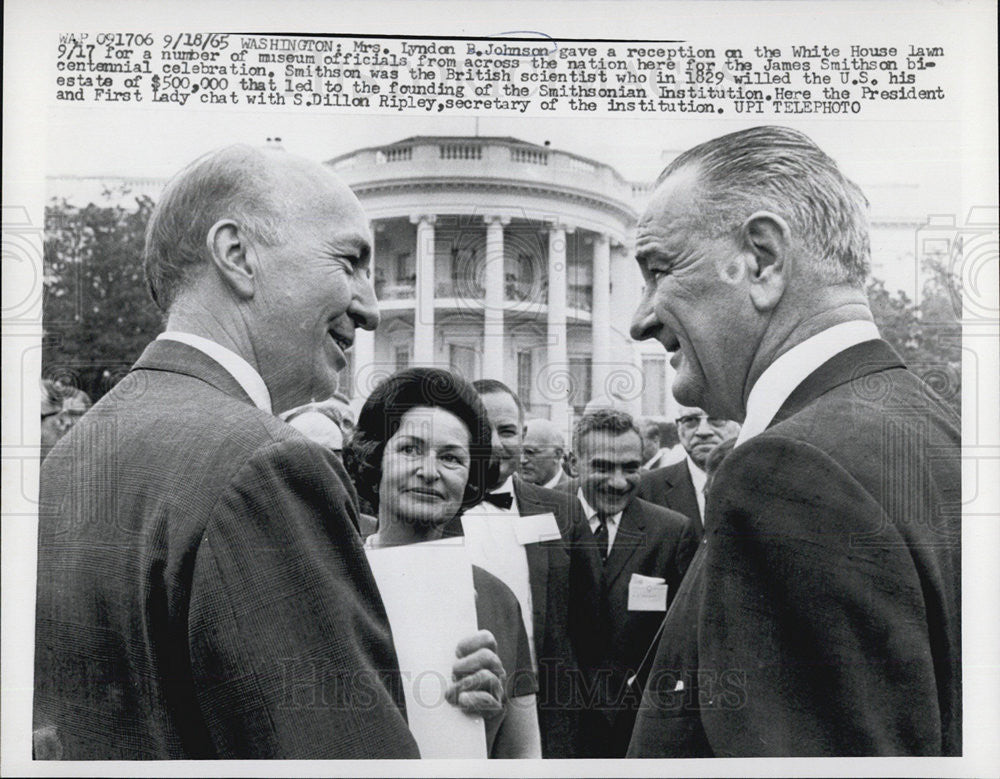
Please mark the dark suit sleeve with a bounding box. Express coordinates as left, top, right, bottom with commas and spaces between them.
698, 436, 944, 756
186, 438, 419, 759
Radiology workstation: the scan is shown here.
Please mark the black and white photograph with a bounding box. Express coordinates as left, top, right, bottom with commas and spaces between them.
3, 1, 998, 775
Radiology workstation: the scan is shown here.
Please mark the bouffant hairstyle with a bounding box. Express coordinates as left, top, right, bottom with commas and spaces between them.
344, 368, 496, 513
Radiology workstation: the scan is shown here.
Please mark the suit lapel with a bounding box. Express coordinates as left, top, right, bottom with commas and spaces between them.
673, 464, 705, 540
603, 500, 644, 588
131, 338, 259, 409
667, 463, 700, 521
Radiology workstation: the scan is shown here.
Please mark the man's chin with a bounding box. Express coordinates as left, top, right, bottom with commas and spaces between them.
671, 370, 707, 411
594, 497, 630, 515
495, 465, 517, 486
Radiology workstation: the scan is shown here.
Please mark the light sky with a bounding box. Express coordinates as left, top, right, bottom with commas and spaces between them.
46, 107, 964, 212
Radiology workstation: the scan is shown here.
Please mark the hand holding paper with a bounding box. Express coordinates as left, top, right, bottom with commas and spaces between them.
446, 629, 507, 719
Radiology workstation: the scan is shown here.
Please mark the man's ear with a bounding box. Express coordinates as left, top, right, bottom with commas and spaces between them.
741, 211, 789, 312
207, 219, 255, 300
566, 452, 579, 479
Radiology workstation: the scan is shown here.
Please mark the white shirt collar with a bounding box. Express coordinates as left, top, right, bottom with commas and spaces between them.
735, 320, 880, 448
685, 456, 707, 523
157, 331, 272, 413
487, 474, 519, 514
542, 470, 564, 489
576, 488, 623, 526
685, 456, 707, 492
577, 488, 622, 550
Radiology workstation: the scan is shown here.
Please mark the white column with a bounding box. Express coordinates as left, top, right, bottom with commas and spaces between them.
411, 214, 436, 366
626, 240, 648, 420
483, 215, 509, 381
591, 233, 612, 400
609, 239, 645, 419
545, 222, 570, 426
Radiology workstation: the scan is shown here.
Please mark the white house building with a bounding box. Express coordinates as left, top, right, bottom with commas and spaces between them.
327, 135, 661, 429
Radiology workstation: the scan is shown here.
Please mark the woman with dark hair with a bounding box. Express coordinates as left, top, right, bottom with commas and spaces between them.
345, 367, 541, 758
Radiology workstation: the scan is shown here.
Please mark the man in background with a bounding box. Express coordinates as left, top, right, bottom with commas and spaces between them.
638, 407, 740, 534
520, 417, 569, 489
636, 416, 685, 471
566, 409, 697, 757
39, 380, 91, 461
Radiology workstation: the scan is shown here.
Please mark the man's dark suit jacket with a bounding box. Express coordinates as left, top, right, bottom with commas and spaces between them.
637, 460, 703, 537
34, 340, 420, 759
444, 475, 581, 758
628, 340, 962, 757
568, 495, 697, 757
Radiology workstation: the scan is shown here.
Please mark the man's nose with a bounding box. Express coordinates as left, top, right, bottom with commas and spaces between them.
607, 469, 630, 491
695, 416, 714, 435
349, 275, 380, 331
630, 286, 659, 341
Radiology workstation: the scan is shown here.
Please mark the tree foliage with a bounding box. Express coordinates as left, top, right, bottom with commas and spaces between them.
867, 255, 962, 417
43, 193, 163, 403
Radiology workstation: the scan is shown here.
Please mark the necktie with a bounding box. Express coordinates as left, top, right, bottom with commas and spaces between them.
592, 515, 609, 563
483, 491, 513, 510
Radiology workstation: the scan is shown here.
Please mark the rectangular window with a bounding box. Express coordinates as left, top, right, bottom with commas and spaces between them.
642, 356, 667, 416
395, 251, 412, 281
449, 344, 478, 380
395, 346, 410, 372
450, 247, 481, 297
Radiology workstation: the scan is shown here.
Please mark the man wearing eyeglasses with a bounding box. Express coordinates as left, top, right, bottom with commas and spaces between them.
638, 407, 739, 535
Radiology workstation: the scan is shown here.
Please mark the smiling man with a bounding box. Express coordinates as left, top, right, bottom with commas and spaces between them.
565, 409, 696, 758
33, 146, 497, 760
627, 127, 961, 757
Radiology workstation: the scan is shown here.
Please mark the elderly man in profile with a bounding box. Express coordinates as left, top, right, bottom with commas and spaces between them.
520, 417, 569, 489
34, 145, 502, 759
627, 126, 961, 757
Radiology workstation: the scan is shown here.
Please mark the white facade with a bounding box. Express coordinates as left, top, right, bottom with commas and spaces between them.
328, 136, 659, 430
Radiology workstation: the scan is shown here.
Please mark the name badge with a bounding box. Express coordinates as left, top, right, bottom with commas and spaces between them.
513, 512, 561, 545
628, 573, 668, 611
